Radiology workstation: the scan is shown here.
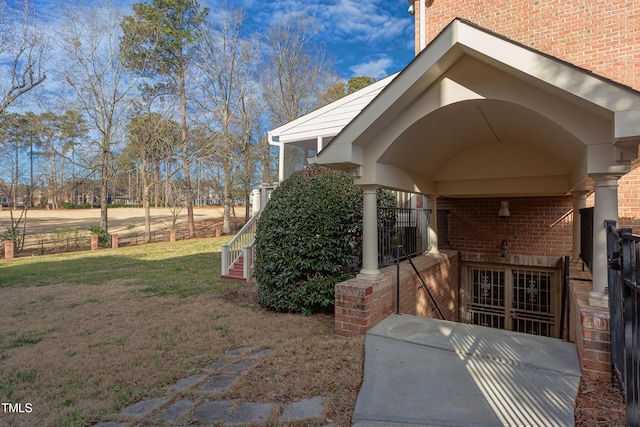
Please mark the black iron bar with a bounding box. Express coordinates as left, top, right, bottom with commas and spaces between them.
403, 247, 445, 320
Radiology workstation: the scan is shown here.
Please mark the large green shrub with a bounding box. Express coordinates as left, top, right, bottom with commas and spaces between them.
255, 166, 363, 314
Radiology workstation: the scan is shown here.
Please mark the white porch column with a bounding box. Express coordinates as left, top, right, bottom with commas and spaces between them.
571, 191, 589, 262
316, 136, 324, 153
251, 188, 261, 215
358, 186, 383, 279
427, 195, 438, 253
589, 174, 620, 307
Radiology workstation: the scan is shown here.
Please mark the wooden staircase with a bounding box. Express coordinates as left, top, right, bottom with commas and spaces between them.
221, 253, 246, 281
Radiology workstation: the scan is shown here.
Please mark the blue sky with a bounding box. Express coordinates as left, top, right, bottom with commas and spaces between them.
242, 0, 416, 79
29, 0, 416, 81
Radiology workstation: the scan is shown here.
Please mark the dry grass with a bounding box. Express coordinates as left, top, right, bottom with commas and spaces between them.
0, 241, 363, 427
0, 222, 627, 426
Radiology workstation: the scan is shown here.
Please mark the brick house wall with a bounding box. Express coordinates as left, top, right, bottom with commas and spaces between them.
438, 196, 573, 258
617, 159, 640, 232
412, 0, 640, 91
583, 159, 640, 232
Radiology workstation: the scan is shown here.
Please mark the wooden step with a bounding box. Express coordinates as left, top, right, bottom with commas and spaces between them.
221, 256, 246, 282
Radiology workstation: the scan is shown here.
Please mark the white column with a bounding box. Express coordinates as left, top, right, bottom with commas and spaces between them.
317, 136, 323, 153
571, 191, 588, 262
358, 186, 382, 279
251, 189, 261, 215
427, 195, 438, 253
589, 174, 619, 307
260, 183, 270, 212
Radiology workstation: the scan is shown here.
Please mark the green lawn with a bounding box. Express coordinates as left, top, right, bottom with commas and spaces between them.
0, 237, 235, 297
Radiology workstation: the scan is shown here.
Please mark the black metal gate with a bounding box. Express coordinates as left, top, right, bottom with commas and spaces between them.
606, 220, 640, 426
463, 264, 561, 338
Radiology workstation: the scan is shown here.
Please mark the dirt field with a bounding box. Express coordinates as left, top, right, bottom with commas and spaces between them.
0, 206, 227, 238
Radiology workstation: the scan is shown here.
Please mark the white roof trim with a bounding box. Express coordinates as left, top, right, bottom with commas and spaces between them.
317, 18, 640, 167
267, 73, 398, 145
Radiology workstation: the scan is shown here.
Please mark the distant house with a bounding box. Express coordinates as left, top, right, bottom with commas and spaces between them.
263, 1, 640, 384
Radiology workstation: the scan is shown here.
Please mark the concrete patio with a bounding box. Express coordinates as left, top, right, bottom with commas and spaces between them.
353, 314, 581, 427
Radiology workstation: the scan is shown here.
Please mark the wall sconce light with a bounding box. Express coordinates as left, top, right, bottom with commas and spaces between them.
498, 200, 510, 218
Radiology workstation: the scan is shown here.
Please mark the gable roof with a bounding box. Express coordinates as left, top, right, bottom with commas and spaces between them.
313, 18, 640, 196
267, 73, 398, 148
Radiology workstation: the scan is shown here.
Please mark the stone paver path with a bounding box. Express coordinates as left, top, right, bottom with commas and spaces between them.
94, 346, 327, 426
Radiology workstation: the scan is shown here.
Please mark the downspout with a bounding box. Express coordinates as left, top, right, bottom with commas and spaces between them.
419, 0, 426, 52
408, 0, 430, 53
267, 131, 284, 182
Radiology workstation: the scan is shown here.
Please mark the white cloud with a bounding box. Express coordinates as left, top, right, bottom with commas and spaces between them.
314, 0, 408, 44
349, 56, 393, 79
251, 0, 409, 44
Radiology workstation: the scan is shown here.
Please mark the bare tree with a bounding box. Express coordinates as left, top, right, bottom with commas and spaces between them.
125, 112, 180, 242
195, 6, 257, 233
262, 13, 337, 127
0, 0, 47, 115
57, 1, 141, 232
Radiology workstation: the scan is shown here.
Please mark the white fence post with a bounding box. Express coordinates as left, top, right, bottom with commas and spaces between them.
221, 244, 230, 276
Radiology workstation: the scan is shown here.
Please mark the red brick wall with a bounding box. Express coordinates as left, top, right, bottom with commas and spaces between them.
412, 0, 640, 91
399, 251, 459, 321
618, 161, 640, 231
570, 279, 612, 382
438, 196, 573, 258
584, 162, 640, 233
335, 250, 458, 336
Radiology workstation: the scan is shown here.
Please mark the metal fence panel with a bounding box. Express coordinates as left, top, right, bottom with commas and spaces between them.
378, 207, 430, 268
606, 221, 640, 425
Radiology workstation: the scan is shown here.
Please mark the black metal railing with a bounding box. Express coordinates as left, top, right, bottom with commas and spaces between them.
580, 207, 594, 272
606, 220, 640, 426
394, 246, 444, 319
15, 236, 92, 256
378, 207, 430, 268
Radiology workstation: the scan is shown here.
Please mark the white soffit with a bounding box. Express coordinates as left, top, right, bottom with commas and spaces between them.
320, 18, 640, 156
268, 73, 398, 145
454, 21, 640, 116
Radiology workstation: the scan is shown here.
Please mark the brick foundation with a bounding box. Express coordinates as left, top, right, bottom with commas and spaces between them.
569, 265, 612, 382
335, 250, 458, 336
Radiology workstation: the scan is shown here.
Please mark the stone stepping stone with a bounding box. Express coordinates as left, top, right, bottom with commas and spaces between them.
226, 402, 272, 424
225, 346, 253, 356
224, 359, 257, 373
204, 360, 226, 371
251, 348, 275, 359
280, 396, 324, 422
154, 399, 194, 422
201, 375, 238, 392
192, 400, 234, 423
120, 397, 168, 418
168, 374, 206, 391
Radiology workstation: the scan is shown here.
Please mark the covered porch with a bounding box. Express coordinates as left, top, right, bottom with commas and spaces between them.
311, 19, 640, 380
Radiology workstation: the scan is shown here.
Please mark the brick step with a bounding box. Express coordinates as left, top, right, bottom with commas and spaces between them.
221, 256, 246, 282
